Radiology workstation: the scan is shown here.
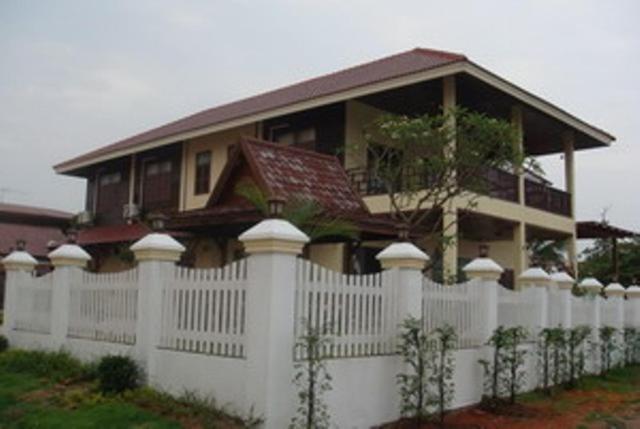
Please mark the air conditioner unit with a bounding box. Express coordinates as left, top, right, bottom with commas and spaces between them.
122, 203, 140, 220
76, 210, 94, 226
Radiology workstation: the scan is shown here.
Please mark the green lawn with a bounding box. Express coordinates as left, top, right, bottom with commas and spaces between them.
0, 371, 181, 429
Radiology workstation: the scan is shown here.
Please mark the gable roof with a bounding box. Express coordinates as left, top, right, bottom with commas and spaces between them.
55, 47, 615, 174
0, 202, 72, 224
207, 137, 369, 216
55, 48, 466, 173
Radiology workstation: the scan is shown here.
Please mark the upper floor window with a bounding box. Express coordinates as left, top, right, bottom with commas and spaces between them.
98, 172, 122, 187
194, 151, 212, 195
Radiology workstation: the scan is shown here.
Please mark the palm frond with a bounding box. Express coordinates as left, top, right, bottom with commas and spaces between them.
234, 180, 269, 216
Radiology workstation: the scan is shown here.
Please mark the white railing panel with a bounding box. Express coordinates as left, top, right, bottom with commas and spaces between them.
422, 278, 486, 349
294, 260, 397, 359
14, 272, 53, 334
68, 269, 138, 344
160, 260, 248, 358
497, 286, 539, 340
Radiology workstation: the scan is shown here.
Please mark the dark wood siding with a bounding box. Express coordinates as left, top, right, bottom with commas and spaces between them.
93, 158, 130, 225
262, 102, 345, 159
135, 143, 182, 213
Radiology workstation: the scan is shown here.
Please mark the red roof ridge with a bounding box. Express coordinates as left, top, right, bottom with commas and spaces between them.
239, 135, 342, 163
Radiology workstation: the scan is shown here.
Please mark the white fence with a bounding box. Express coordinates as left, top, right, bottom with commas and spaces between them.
547, 287, 564, 327
497, 285, 540, 338
571, 295, 592, 327
68, 269, 138, 344
14, 273, 53, 334
294, 259, 397, 359
159, 260, 248, 358
601, 296, 620, 327
422, 278, 486, 348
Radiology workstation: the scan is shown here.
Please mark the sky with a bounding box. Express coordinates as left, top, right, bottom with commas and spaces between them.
0, 0, 639, 233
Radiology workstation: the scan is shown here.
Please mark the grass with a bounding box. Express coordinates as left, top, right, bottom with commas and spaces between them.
0, 349, 253, 428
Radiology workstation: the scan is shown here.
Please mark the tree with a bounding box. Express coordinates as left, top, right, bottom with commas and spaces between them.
528, 239, 569, 273
361, 109, 530, 276
235, 180, 357, 241
580, 237, 640, 286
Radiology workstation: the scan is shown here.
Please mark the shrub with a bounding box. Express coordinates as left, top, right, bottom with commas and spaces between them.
566, 325, 591, 388
0, 335, 8, 353
97, 355, 141, 394
0, 349, 87, 381
599, 326, 618, 375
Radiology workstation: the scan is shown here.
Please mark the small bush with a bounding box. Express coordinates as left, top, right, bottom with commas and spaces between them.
0, 335, 8, 353
97, 355, 141, 394
0, 349, 87, 381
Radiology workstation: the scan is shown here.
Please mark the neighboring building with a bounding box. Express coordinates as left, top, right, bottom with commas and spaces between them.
0, 203, 71, 308
54, 48, 614, 285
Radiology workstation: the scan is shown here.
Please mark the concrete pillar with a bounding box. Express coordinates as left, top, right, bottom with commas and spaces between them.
511, 105, 525, 205
1, 250, 38, 338
130, 233, 185, 383
48, 243, 91, 348
551, 271, 575, 328
563, 131, 576, 215
580, 277, 603, 373
463, 257, 503, 342
239, 219, 309, 429
604, 283, 626, 330
376, 242, 430, 320
626, 286, 640, 327
519, 267, 551, 333
513, 222, 528, 288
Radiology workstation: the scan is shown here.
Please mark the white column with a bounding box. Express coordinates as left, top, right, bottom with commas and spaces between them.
130, 233, 185, 384
376, 242, 429, 320
551, 272, 575, 328
626, 286, 640, 328
580, 277, 603, 373
604, 283, 626, 330
48, 244, 91, 348
513, 222, 527, 288
1, 250, 38, 339
511, 105, 525, 206
519, 267, 551, 332
239, 219, 309, 429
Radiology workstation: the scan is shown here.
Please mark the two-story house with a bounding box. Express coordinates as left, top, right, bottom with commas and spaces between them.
54, 48, 614, 285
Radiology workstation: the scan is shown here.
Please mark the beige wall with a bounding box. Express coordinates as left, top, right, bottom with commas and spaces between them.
98, 254, 134, 273
458, 239, 517, 271
182, 124, 257, 210
308, 243, 345, 272
344, 100, 387, 170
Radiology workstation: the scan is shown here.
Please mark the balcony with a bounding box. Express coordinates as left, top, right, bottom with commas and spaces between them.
348, 166, 572, 217
524, 179, 572, 217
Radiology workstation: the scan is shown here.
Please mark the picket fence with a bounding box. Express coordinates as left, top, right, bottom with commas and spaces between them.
497, 285, 541, 338
159, 260, 248, 358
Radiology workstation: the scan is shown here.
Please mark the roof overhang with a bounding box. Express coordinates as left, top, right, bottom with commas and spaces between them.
55, 60, 615, 175
577, 221, 639, 240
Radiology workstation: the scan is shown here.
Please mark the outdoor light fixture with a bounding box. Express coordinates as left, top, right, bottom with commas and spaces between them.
267, 197, 286, 218
66, 228, 78, 244
397, 223, 410, 241
479, 243, 489, 258
148, 212, 168, 231
15, 239, 26, 251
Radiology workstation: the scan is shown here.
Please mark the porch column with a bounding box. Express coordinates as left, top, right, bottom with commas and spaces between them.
511, 105, 525, 205
563, 131, 578, 275
513, 222, 527, 288
442, 206, 458, 282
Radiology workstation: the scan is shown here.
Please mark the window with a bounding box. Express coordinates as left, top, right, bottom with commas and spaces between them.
194, 151, 212, 195
145, 160, 172, 177
98, 172, 122, 186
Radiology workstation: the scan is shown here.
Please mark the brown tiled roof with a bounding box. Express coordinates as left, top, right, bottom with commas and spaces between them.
77, 223, 190, 245
207, 137, 369, 216
0, 222, 66, 258
55, 48, 465, 171
0, 203, 72, 223
577, 221, 639, 240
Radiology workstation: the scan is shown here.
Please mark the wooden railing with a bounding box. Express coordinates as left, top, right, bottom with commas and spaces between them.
524, 179, 572, 217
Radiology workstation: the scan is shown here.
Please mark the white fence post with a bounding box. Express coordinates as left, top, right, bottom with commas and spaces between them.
130, 233, 185, 383
518, 267, 551, 334
48, 243, 91, 349
605, 282, 626, 366
376, 242, 429, 321
239, 219, 309, 429
627, 286, 640, 327
551, 272, 575, 329
1, 249, 37, 339
580, 277, 603, 373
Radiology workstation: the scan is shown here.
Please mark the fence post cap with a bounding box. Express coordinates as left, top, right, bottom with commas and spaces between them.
48, 243, 91, 268
579, 277, 603, 292
551, 271, 575, 289
604, 282, 626, 298
131, 232, 186, 262
626, 285, 640, 298
376, 242, 429, 270
1, 250, 38, 271
462, 257, 503, 281
239, 219, 309, 255
518, 267, 551, 287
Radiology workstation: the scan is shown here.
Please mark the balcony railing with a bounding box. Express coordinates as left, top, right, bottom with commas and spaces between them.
347, 166, 520, 203
524, 179, 572, 217
348, 167, 572, 218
